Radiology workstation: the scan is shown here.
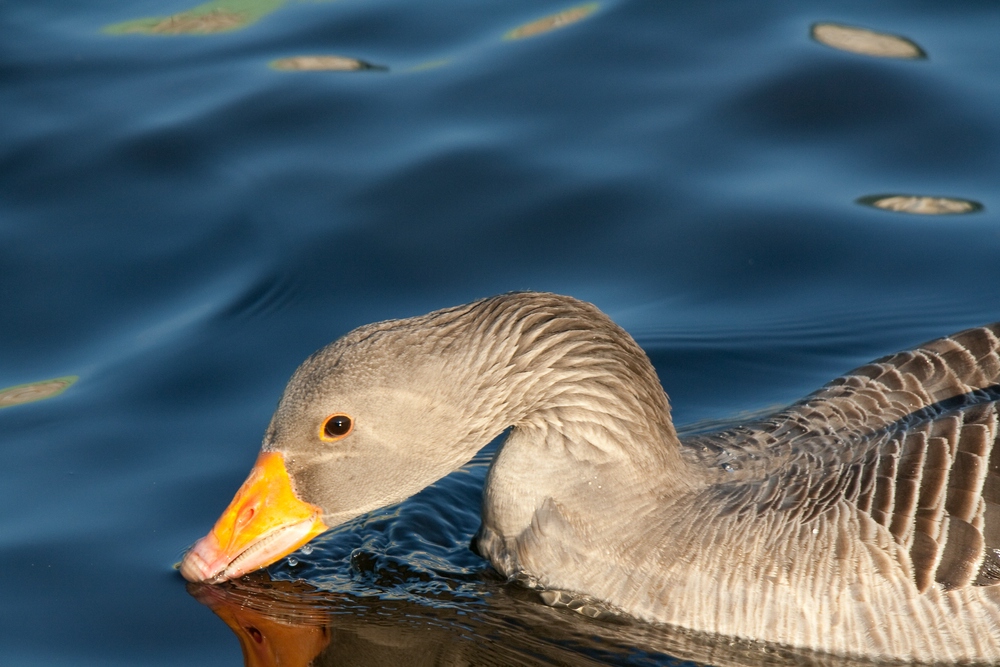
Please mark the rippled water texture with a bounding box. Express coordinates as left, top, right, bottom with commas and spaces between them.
3, 0, 1000, 665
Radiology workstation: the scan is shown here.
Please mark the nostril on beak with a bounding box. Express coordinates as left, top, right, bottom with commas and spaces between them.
246, 626, 263, 644
238, 506, 255, 526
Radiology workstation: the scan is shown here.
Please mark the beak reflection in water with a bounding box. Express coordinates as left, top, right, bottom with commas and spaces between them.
180, 452, 328, 583
189, 579, 330, 667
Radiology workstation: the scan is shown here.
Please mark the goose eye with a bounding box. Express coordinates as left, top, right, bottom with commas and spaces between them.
321, 413, 353, 441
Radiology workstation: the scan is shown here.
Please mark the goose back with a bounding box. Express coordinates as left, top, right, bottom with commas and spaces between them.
686, 324, 1000, 595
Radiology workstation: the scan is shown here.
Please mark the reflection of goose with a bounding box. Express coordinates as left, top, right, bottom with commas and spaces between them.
181, 293, 1000, 662
189, 576, 619, 667
189, 574, 869, 667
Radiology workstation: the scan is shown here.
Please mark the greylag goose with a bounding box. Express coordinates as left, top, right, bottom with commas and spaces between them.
180, 292, 1000, 662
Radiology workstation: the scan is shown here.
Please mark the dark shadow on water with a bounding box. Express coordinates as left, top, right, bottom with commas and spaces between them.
187, 573, 909, 667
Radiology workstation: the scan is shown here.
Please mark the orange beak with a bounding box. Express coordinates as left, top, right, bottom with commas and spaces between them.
180, 452, 328, 583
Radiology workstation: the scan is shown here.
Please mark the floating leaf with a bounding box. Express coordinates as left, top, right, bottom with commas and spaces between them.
104, 0, 288, 35
271, 56, 385, 72
811, 23, 926, 59
0, 376, 77, 409
857, 194, 983, 215
505, 3, 599, 40
406, 59, 451, 73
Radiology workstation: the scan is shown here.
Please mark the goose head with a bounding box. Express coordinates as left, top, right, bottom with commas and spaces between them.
179, 292, 682, 584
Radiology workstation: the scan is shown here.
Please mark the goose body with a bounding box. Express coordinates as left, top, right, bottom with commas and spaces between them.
181, 293, 1000, 662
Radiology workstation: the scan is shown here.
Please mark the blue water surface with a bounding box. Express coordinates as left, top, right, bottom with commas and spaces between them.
3, 0, 1000, 664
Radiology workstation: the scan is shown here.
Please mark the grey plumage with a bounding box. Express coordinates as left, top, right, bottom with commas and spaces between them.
685, 323, 1000, 594
262, 292, 1000, 661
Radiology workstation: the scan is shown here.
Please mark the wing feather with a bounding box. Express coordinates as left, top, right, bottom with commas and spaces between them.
684, 323, 1000, 594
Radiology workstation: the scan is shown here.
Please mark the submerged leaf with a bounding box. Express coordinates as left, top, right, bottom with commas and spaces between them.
271, 56, 384, 72
505, 3, 599, 40
104, 0, 289, 35
857, 194, 984, 215
0, 376, 77, 409
812, 23, 926, 60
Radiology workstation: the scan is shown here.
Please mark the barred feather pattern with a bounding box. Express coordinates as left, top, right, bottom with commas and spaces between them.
668, 325, 1000, 659
276, 293, 1000, 661
448, 297, 1000, 661
337, 293, 685, 468
686, 325, 1000, 591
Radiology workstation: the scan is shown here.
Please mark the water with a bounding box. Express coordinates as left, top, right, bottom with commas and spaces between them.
2, 0, 1000, 664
